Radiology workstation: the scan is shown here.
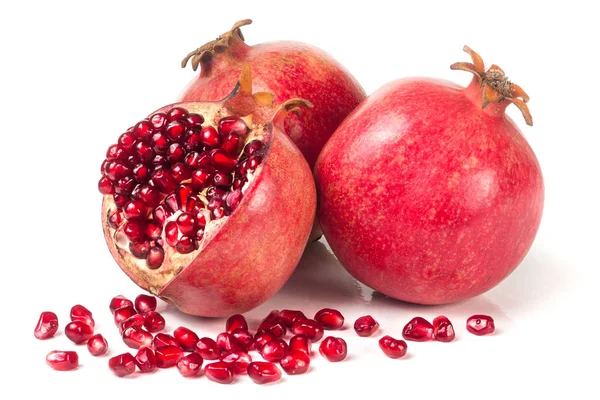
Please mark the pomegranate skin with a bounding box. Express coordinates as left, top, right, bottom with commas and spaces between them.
315, 54, 544, 305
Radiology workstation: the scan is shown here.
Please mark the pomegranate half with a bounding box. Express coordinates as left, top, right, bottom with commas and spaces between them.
99, 66, 316, 316
315, 46, 544, 305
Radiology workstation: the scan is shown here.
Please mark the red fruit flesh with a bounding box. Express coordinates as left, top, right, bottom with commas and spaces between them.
291, 318, 324, 342
100, 67, 316, 317
467, 314, 495, 336
204, 361, 234, 384
34, 311, 59, 340
225, 314, 248, 333
378, 336, 407, 359
177, 352, 204, 377
109, 353, 137, 377
87, 334, 108, 356
314, 308, 344, 330
110, 295, 134, 313
220, 351, 252, 374
135, 346, 157, 373
155, 345, 184, 368
173, 326, 199, 351
134, 294, 157, 314
433, 316, 456, 342
216, 332, 245, 353
289, 334, 312, 355
260, 338, 289, 362
354, 315, 379, 337
70, 305, 95, 328
114, 305, 137, 326
122, 326, 153, 349
231, 329, 254, 351
46, 351, 79, 371
319, 337, 347, 362
254, 331, 276, 352
143, 311, 166, 333
65, 321, 94, 345
154, 333, 180, 349
402, 317, 434, 342
247, 361, 282, 385
280, 350, 310, 375
195, 337, 221, 360
315, 46, 543, 305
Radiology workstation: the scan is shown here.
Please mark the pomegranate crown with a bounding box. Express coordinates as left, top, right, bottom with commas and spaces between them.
451, 46, 533, 126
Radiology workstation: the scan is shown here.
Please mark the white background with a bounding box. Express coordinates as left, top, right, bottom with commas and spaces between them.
1, 0, 598, 398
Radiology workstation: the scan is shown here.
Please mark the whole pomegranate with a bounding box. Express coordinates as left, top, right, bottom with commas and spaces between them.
99, 66, 316, 317
315, 46, 544, 305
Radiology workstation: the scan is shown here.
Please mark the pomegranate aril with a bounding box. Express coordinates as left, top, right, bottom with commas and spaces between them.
145, 222, 162, 239
106, 144, 127, 161
166, 120, 187, 142
123, 220, 146, 242
87, 334, 109, 356
379, 336, 407, 359
174, 326, 200, 351
149, 112, 168, 130
143, 311, 165, 333
177, 352, 204, 377
152, 205, 171, 226
205, 361, 234, 384
260, 339, 289, 363
218, 116, 247, 135
319, 336, 347, 362
135, 185, 161, 208
105, 161, 131, 181
165, 221, 179, 247
65, 321, 94, 345
171, 162, 191, 182
279, 310, 306, 328
220, 351, 252, 375
186, 113, 204, 127
433, 316, 455, 342
213, 171, 232, 187
124, 200, 147, 220
244, 140, 263, 156
231, 329, 254, 351
314, 308, 344, 330
110, 296, 133, 313
221, 133, 241, 157
98, 177, 114, 195
150, 170, 177, 193
184, 129, 204, 152
123, 326, 153, 349
155, 345, 184, 368
232, 177, 246, 190
135, 346, 157, 373
119, 131, 136, 150
133, 164, 150, 183
191, 169, 212, 191
176, 212, 197, 236
134, 294, 157, 314
225, 189, 243, 212
466, 315, 495, 336
114, 176, 136, 196
402, 317, 434, 342
135, 141, 155, 163
211, 149, 236, 171
248, 362, 282, 385
280, 350, 310, 375
146, 246, 165, 269
200, 126, 221, 148
226, 314, 248, 334
291, 318, 324, 342
247, 155, 262, 170
175, 236, 197, 253
34, 311, 59, 340
195, 337, 221, 360
354, 315, 379, 337
216, 332, 245, 353
154, 333, 180, 349
134, 120, 153, 141
254, 331, 276, 352
289, 335, 312, 355
109, 353, 137, 377
258, 310, 287, 338
108, 210, 124, 229
167, 107, 188, 121
206, 185, 227, 201
152, 132, 169, 154
167, 143, 185, 163
114, 305, 137, 326
130, 240, 150, 259
113, 193, 128, 208
46, 351, 79, 371
119, 313, 145, 334
69, 304, 95, 328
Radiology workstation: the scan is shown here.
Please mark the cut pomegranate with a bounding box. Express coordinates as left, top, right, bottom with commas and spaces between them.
433, 316, 455, 342
225, 314, 248, 333
378, 336, 407, 359
119, 314, 145, 335
354, 315, 379, 337
220, 351, 252, 375
247, 361, 282, 384
314, 308, 344, 330
216, 332, 245, 353
280, 309, 306, 328
231, 329, 254, 351
87, 334, 108, 356
195, 337, 221, 360
134, 294, 157, 314
177, 352, 204, 377
65, 321, 94, 345
280, 350, 310, 375
155, 345, 184, 368
135, 346, 157, 373
153, 333, 180, 349
289, 334, 312, 355
143, 311, 166, 333
260, 338, 289, 363
109, 353, 137, 377
122, 326, 153, 349
173, 326, 200, 351
46, 351, 79, 371
34, 311, 59, 340
402, 317, 434, 342
204, 361, 234, 384
291, 318, 324, 342
70, 304, 95, 328
113, 305, 137, 326
466, 315, 495, 336
319, 336, 347, 362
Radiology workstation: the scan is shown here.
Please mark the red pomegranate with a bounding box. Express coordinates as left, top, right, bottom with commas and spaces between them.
99, 66, 316, 317
315, 46, 544, 305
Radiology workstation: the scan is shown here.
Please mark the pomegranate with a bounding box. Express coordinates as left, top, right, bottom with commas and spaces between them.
204, 361, 234, 384
314, 308, 344, 330
46, 351, 79, 371
378, 336, 407, 359
135, 346, 157, 373
70, 305, 95, 328
289, 334, 312, 355
466, 314, 495, 336
110, 295, 134, 313
87, 334, 109, 356
280, 350, 310, 375
220, 351, 252, 374
100, 66, 316, 317
225, 314, 248, 333
247, 361, 282, 384
65, 321, 94, 345
177, 353, 204, 377
134, 294, 157, 314
143, 311, 165, 332
314, 46, 543, 305
353, 315, 379, 337
109, 353, 137, 377
155, 345, 184, 368
154, 333, 180, 349
195, 337, 221, 360
319, 336, 347, 362
34, 312, 59, 340
260, 338, 289, 363
433, 316, 455, 342
402, 317, 434, 342
291, 318, 324, 342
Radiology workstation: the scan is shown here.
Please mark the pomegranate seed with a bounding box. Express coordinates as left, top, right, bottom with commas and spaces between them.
152, 132, 169, 153
134, 294, 157, 314
149, 112, 168, 130
433, 316, 455, 342
226, 314, 248, 333
222, 133, 241, 156
146, 246, 165, 269
154, 333, 180, 349
175, 236, 197, 253
211, 149, 236, 171
174, 326, 200, 351
119, 131, 136, 150
113, 193, 128, 208
133, 164, 150, 182
135, 346, 157, 373
291, 318, 324, 342
402, 317, 434, 342
124, 200, 147, 220
98, 176, 114, 194
378, 336, 407, 359
65, 321, 94, 345
247, 155, 262, 170
152, 205, 171, 227
319, 336, 347, 362
105, 161, 131, 181
205, 361, 234, 384
220, 351, 252, 375
122, 326, 153, 349
150, 169, 177, 193
232, 177, 246, 190
177, 352, 204, 377
200, 126, 221, 148
69, 304, 95, 328
280, 309, 306, 328
114, 305, 137, 326
143, 311, 165, 333
123, 220, 146, 242
135, 141, 155, 163
109, 353, 137, 377
46, 351, 79, 371
34, 311, 59, 340
244, 139, 263, 156
466, 315, 495, 336
218, 115, 247, 135
213, 171, 232, 187
134, 120, 153, 140
354, 315, 379, 337
167, 107, 188, 121
254, 331, 276, 352
195, 337, 221, 360
225, 189, 243, 211
108, 210, 124, 229
114, 176, 136, 195
155, 345, 184, 368
314, 308, 344, 330
191, 169, 212, 191
110, 296, 133, 313
231, 329, 254, 351
167, 142, 185, 163
216, 332, 245, 353
166, 120, 187, 142
136, 185, 161, 207
260, 339, 289, 363
258, 310, 287, 338
119, 314, 145, 334
248, 362, 282, 385
145, 222, 162, 239
186, 113, 204, 127
289, 334, 312, 355
206, 185, 227, 201
280, 350, 310, 375
171, 162, 191, 182
130, 240, 151, 259
87, 334, 108, 356
176, 212, 197, 236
